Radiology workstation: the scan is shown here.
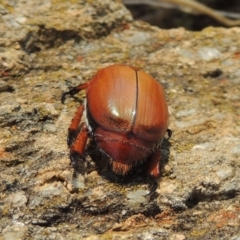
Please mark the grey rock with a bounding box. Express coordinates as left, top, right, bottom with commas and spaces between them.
0, 0, 240, 239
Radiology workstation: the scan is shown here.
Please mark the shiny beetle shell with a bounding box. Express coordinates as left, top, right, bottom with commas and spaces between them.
87, 65, 168, 141
62, 64, 170, 178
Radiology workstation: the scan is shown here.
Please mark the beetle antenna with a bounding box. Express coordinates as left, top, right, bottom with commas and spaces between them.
61, 88, 79, 103
61, 83, 89, 103
166, 129, 172, 140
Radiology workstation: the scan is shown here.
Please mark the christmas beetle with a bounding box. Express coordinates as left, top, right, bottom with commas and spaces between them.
62, 64, 171, 178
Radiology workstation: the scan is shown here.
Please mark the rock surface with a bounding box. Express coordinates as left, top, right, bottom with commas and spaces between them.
0, 0, 240, 239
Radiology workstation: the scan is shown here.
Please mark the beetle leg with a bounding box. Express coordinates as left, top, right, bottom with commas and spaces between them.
61, 82, 89, 103
67, 105, 85, 146
147, 150, 161, 179
146, 175, 158, 199
145, 150, 161, 198
70, 123, 88, 167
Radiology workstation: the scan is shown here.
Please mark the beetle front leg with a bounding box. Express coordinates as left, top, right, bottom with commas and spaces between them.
67, 105, 85, 147
70, 123, 88, 170
67, 103, 89, 172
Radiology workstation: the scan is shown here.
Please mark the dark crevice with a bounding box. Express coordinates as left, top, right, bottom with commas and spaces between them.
0, 110, 52, 128
125, 1, 240, 31
1, 158, 26, 167
2, 179, 20, 193
202, 69, 223, 78
185, 189, 239, 208
32, 212, 62, 227
5, 140, 35, 152
19, 25, 81, 53
0, 84, 15, 93
31, 198, 85, 227
41, 175, 66, 185
19, 21, 121, 54
29, 193, 162, 229
139, 203, 161, 217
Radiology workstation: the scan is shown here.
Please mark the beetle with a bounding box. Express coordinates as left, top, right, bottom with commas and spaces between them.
62, 64, 171, 179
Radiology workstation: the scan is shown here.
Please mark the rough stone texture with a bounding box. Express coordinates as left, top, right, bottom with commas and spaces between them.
0, 0, 240, 239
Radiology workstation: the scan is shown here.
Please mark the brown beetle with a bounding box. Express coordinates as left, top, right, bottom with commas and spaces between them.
62, 64, 171, 178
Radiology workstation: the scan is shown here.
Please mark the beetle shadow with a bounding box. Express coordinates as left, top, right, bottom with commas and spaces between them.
85, 135, 172, 190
